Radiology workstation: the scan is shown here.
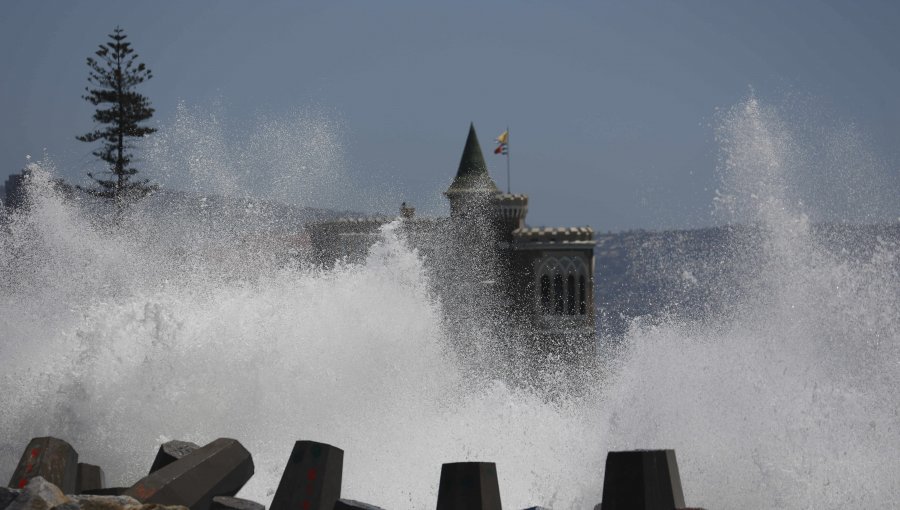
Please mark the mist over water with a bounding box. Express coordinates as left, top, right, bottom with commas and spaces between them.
0, 115, 606, 509
2, 97, 899, 508
601, 97, 900, 508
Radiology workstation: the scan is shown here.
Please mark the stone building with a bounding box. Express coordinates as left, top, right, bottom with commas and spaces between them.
307, 124, 596, 356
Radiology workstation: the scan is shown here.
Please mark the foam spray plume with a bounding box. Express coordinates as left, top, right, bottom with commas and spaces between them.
2, 98, 900, 508
599, 96, 900, 508
0, 110, 606, 509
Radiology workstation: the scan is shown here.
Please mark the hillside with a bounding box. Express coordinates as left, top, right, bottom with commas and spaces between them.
595, 223, 900, 338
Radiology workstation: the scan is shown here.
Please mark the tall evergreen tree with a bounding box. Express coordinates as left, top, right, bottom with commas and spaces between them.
78, 26, 156, 204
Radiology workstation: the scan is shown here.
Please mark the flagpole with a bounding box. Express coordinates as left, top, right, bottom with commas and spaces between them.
506, 125, 510, 193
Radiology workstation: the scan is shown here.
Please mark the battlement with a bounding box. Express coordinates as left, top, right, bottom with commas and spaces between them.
494, 193, 529, 225
513, 226, 595, 244
306, 124, 596, 343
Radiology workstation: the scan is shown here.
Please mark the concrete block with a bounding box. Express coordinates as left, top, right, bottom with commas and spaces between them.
209, 496, 263, 510
149, 441, 200, 474
435, 462, 502, 510
333, 499, 385, 510
123, 438, 254, 510
600, 450, 685, 510
75, 464, 104, 494
270, 441, 343, 510
8, 438, 79, 494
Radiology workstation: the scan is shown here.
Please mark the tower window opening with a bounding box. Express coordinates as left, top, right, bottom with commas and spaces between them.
553, 274, 564, 315
566, 274, 576, 315
540, 274, 552, 313
579, 274, 587, 315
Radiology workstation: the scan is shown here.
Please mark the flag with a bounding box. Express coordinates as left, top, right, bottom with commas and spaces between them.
494, 130, 508, 155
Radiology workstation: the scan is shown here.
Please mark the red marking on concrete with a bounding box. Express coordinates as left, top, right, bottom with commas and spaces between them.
302, 501, 311, 510
131, 483, 157, 501
30, 448, 40, 457
307, 468, 316, 481
18, 478, 27, 488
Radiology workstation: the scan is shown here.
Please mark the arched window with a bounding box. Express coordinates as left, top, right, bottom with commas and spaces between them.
540, 274, 551, 313
579, 275, 587, 315
536, 256, 591, 318
553, 273, 564, 314
566, 274, 576, 315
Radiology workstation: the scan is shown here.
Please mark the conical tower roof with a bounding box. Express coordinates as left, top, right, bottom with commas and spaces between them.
445, 123, 499, 196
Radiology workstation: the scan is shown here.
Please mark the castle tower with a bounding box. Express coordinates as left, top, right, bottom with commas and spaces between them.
308, 122, 596, 361
444, 123, 499, 217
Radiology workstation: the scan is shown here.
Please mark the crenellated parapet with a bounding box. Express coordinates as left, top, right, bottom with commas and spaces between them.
493, 193, 529, 229
305, 123, 597, 355
305, 216, 398, 263
512, 226, 595, 245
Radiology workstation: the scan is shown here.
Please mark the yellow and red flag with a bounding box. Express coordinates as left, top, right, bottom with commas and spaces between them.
494, 130, 508, 155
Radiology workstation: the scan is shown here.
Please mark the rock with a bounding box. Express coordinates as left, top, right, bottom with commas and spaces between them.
6, 477, 69, 510
148, 442, 200, 475
1, 488, 23, 510
8, 438, 79, 493
208, 496, 263, 510
600, 450, 685, 510
270, 440, 343, 510
435, 462, 502, 510
75, 464, 105, 494
333, 499, 385, 510
123, 438, 254, 510
77, 490, 127, 497
56, 494, 189, 510
55, 495, 141, 510
4, 482, 188, 510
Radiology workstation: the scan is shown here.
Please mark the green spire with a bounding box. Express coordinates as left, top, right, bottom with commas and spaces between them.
446, 123, 499, 195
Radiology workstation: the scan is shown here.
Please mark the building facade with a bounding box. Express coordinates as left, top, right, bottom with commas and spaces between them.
307, 124, 596, 357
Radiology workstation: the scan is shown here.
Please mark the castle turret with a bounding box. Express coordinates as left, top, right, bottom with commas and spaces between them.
309, 122, 596, 362
444, 123, 499, 217
494, 193, 529, 242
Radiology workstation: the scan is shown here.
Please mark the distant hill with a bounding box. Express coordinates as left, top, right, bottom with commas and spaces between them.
2, 170, 358, 232
594, 224, 900, 339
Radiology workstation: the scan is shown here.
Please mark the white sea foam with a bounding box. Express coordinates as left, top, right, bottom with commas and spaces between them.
1, 98, 899, 508
600, 97, 900, 508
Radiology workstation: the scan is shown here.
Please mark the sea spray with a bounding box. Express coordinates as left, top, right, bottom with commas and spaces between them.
0, 160, 606, 509
3, 97, 900, 509
599, 97, 900, 508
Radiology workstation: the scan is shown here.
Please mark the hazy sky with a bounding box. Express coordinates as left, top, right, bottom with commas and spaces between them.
1, 1, 899, 230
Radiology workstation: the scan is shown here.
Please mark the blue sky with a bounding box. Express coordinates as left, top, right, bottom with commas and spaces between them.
1, 1, 899, 230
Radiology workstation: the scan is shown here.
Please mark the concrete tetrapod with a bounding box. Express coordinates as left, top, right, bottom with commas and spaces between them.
149, 441, 200, 474
600, 450, 685, 510
8, 437, 79, 493
75, 464, 105, 494
270, 441, 343, 510
333, 499, 385, 510
123, 438, 254, 510
435, 462, 502, 510
209, 496, 264, 510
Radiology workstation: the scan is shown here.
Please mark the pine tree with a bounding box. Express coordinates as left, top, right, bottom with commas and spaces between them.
78, 27, 156, 205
